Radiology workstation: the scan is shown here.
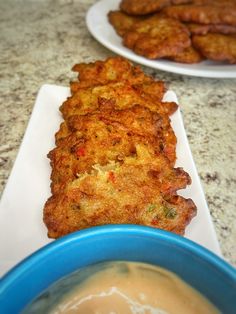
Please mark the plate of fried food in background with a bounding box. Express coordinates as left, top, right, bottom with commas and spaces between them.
86, 0, 236, 78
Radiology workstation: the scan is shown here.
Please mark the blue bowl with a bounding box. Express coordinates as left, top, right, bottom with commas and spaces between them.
0, 225, 236, 313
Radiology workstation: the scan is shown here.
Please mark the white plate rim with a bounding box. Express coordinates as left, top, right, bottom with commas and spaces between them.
86, 0, 236, 78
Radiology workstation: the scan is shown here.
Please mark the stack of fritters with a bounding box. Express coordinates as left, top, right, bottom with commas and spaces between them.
108, 0, 236, 63
43, 57, 196, 239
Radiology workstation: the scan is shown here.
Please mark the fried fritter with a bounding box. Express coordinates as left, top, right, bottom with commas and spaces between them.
70, 77, 165, 96
71, 56, 153, 92
49, 134, 162, 195
71, 57, 169, 110
60, 104, 173, 141
44, 154, 196, 239
108, 10, 145, 36
61, 81, 176, 120
119, 0, 195, 16
107, 10, 206, 63
120, 0, 171, 15
43, 57, 197, 239
164, 4, 236, 26
123, 15, 191, 59
192, 33, 236, 63
186, 23, 236, 35
50, 104, 177, 193
172, 0, 192, 3
168, 45, 204, 63
191, 0, 236, 5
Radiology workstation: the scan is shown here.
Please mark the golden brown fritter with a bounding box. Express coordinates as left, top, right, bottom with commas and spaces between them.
59, 84, 177, 166
71, 56, 153, 91
60, 104, 172, 141
123, 15, 191, 59
192, 33, 236, 63
168, 45, 204, 63
163, 4, 236, 26
70, 57, 169, 109
43, 57, 196, 239
172, 0, 192, 3
108, 10, 145, 36
49, 104, 177, 194
191, 0, 236, 5
186, 23, 236, 35
61, 81, 176, 120
44, 154, 196, 239
120, 0, 171, 15
49, 134, 160, 195
70, 79, 167, 105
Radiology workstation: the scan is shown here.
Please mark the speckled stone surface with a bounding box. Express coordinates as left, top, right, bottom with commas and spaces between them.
0, 0, 235, 266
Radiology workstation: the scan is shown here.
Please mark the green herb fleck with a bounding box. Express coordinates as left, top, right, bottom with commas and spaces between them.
165, 208, 177, 219
146, 204, 156, 212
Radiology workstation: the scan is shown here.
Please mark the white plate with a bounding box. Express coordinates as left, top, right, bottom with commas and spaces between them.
86, 0, 236, 78
0, 84, 221, 277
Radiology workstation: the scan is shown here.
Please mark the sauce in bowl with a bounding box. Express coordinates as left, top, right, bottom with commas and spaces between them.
23, 261, 219, 314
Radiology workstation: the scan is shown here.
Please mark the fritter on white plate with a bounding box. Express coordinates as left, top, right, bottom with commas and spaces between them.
43, 57, 197, 239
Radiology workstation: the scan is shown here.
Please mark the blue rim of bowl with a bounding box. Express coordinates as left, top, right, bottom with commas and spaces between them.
1, 225, 236, 290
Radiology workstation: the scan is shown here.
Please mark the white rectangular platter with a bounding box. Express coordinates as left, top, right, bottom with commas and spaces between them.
0, 84, 221, 277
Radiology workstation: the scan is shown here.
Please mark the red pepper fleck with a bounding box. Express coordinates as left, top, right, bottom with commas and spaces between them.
108, 171, 115, 183
151, 217, 159, 225
76, 147, 86, 157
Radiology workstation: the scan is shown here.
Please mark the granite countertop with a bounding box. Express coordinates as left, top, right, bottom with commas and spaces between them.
0, 0, 235, 266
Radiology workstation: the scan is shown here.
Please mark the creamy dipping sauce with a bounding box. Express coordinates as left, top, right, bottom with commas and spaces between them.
23, 262, 220, 314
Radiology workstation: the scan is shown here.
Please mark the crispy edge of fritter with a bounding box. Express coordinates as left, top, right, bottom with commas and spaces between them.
172, 0, 193, 4
186, 22, 236, 35
49, 104, 178, 195
61, 81, 176, 122
58, 102, 177, 157
163, 5, 236, 26
70, 58, 171, 113
167, 44, 204, 63
191, 0, 236, 5
70, 80, 167, 109
108, 10, 145, 36
43, 160, 195, 239
120, 0, 171, 15
44, 192, 196, 239
192, 33, 236, 63
71, 56, 153, 90
123, 15, 191, 59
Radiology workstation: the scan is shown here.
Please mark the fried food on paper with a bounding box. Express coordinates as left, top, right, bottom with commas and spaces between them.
44, 154, 196, 238
186, 23, 236, 35
43, 57, 197, 239
164, 4, 236, 26
192, 33, 236, 63
120, 0, 171, 15
168, 45, 204, 63
123, 15, 191, 59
